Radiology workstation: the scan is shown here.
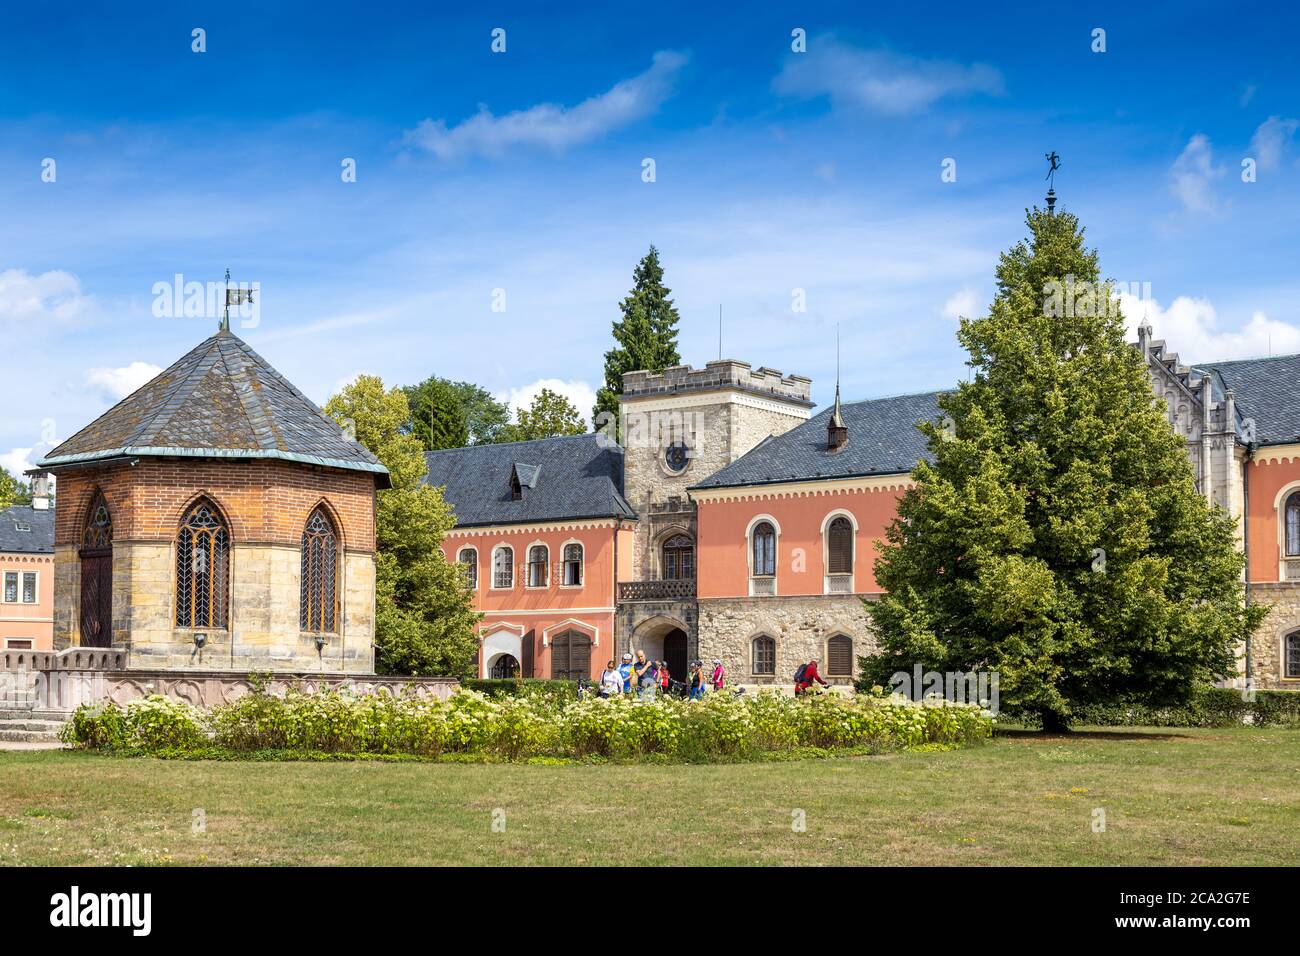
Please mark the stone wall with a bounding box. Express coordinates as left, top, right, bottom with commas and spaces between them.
697, 594, 876, 687
51, 457, 378, 672
1246, 583, 1300, 689
619, 360, 812, 581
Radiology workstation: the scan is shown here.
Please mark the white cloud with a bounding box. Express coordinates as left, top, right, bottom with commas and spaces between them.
1169, 134, 1224, 214
0, 447, 35, 477
773, 38, 1004, 115
497, 378, 597, 423
942, 287, 980, 321
1240, 84, 1257, 107
1120, 291, 1300, 362
1249, 115, 1298, 172
0, 268, 93, 329
405, 50, 688, 160
84, 361, 163, 402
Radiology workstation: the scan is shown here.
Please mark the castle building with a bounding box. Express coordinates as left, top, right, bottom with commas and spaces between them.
35, 328, 389, 673
437, 339, 1300, 692
0, 489, 55, 651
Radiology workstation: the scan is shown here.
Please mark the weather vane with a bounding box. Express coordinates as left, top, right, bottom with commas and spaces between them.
221, 268, 254, 332
1044, 151, 1061, 212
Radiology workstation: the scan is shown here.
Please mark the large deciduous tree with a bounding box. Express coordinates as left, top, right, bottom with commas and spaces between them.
325, 376, 480, 677
593, 245, 681, 431
499, 387, 586, 443
859, 205, 1264, 730
403, 377, 510, 449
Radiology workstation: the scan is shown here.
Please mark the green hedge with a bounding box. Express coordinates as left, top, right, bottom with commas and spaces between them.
461, 678, 579, 703
1022, 687, 1300, 729
61, 688, 993, 762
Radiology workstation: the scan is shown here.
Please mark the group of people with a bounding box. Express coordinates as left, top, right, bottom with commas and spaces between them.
598, 651, 725, 701
595, 651, 831, 699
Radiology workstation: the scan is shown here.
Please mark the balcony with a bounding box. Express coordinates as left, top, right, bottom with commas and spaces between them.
619, 579, 696, 602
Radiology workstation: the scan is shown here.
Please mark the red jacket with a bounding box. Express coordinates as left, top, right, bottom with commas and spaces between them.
798, 662, 827, 686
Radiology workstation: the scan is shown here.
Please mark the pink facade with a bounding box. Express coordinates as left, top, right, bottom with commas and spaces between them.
696, 483, 909, 599
1246, 455, 1300, 584
442, 521, 634, 679
1, 552, 54, 650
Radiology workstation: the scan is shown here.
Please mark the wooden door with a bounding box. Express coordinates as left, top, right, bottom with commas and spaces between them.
79, 550, 113, 648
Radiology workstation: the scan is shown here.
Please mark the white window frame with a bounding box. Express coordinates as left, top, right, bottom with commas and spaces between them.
745, 514, 780, 596
2, 571, 17, 604
1273, 481, 1300, 581
560, 539, 585, 589
821, 509, 858, 594
525, 542, 550, 590
490, 544, 515, 591
456, 546, 480, 591
20, 570, 37, 604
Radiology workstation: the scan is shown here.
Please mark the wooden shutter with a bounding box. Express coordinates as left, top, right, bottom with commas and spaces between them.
828, 518, 853, 574
551, 630, 590, 680
826, 634, 853, 676
522, 629, 535, 678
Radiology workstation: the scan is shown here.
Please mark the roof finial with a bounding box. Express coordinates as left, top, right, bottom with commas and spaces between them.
1045, 151, 1060, 214
222, 268, 231, 332
827, 324, 847, 451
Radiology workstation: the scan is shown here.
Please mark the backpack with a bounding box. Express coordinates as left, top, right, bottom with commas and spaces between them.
794, 663, 808, 683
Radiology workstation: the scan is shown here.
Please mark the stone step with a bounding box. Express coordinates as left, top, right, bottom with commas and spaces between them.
0, 728, 63, 744
0, 709, 65, 721
0, 719, 65, 733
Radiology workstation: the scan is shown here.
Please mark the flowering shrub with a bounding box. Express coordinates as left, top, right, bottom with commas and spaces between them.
63, 687, 992, 761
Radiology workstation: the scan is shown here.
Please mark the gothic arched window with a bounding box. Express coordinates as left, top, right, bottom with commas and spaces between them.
751, 521, 776, 577
300, 507, 339, 633
1286, 492, 1300, 557
662, 534, 694, 580
563, 543, 583, 586
458, 548, 478, 590
528, 545, 549, 588
827, 516, 854, 574
175, 499, 230, 629
493, 546, 514, 589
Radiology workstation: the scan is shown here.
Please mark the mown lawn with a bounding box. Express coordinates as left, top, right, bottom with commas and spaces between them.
1, 726, 1297, 865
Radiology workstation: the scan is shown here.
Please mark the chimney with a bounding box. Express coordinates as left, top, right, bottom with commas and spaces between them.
31, 472, 51, 511
827, 384, 848, 451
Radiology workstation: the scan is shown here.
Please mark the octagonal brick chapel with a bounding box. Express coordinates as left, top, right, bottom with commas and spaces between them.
35, 328, 390, 673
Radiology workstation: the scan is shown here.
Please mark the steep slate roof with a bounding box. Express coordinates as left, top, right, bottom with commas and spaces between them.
0, 505, 55, 555
691, 390, 947, 490
423, 433, 635, 527
1193, 353, 1300, 446
37, 330, 390, 486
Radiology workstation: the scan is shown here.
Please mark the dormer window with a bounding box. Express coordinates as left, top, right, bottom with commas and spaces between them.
510, 462, 539, 500
510, 473, 522, 500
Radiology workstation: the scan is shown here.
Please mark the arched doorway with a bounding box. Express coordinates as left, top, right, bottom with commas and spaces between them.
489, 654, 520, 679
629, 616, 691, 682
663, 629, 688, 683
79, 492, 113, 648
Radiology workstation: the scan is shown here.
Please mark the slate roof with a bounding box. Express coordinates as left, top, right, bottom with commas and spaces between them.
423, 433, 636, 527
37, 330, 390, 486
1193, 353, 1300, 446
691, 390, 947, 490
0, 505, 54, 555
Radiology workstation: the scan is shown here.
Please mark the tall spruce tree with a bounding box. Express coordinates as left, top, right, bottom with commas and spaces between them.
404, 377, 470, 450
859, 205, 1265, 730
593, 245, 681, 429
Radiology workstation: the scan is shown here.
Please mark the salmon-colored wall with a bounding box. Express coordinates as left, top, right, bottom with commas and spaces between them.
442, 522, 623, 679
1246, 456, 1300, 583
696, 486, 907, 599
1, 552, 55, 650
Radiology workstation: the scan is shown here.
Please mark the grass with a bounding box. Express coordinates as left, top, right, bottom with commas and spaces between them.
1, 726, 1297, 865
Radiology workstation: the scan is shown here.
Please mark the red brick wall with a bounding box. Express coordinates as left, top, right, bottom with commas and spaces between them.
54, 458, 376, 553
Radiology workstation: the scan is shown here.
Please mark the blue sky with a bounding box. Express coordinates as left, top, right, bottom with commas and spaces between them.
1, 0, 1298, 474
